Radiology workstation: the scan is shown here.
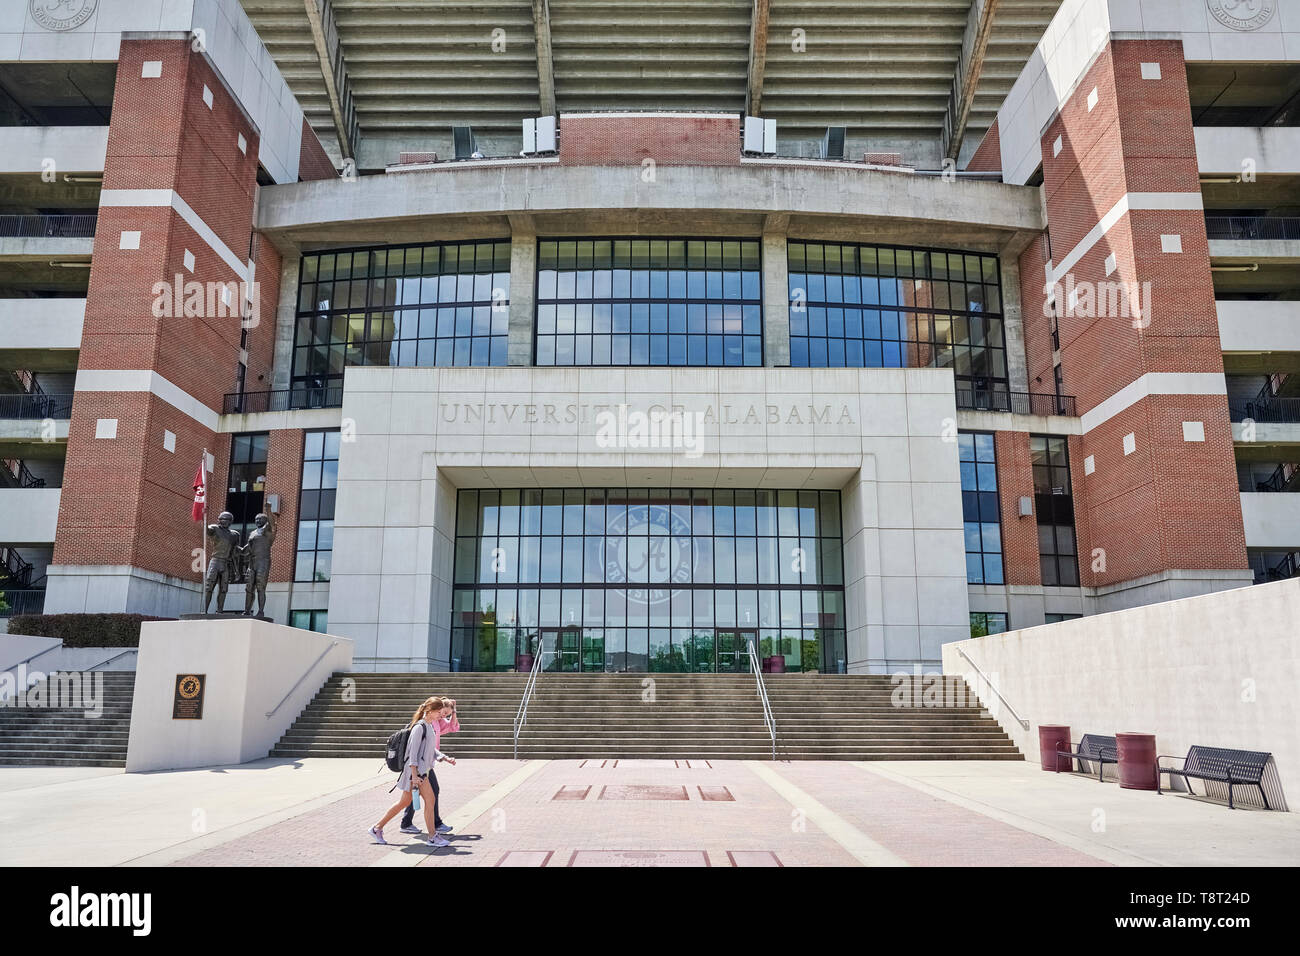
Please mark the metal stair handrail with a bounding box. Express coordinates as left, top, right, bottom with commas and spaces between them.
265, 641, 340, 717
954, 646, 1030, 730
85, 648, 139, 671
513, 646, 548, 759
747, 639, 777, 760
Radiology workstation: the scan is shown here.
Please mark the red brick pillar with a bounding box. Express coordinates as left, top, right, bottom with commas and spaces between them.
994, 431, 1041, 587
1039, 38, 1248, 603
46, 39, 264, 616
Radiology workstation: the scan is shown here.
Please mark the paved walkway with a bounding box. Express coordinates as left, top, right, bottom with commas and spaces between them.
2, 759, 1297, 867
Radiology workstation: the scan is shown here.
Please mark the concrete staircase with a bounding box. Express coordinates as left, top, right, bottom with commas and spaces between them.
0, 672, 135, 767
271, 672, 1021, 761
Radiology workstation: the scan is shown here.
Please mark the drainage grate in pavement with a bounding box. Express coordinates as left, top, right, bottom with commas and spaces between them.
697, 786, 735, 802
726, 851, 783, 867
552, 786, 591, 801
598, 785, 690, 801
567, 850, 709, 867
495, 851, 555, 866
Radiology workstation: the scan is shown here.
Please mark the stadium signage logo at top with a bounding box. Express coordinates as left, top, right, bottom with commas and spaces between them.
1207, 0, 1277, 31
30, 0, 98, 32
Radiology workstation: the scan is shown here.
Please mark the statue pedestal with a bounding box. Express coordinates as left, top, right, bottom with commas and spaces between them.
126, 617, 353, 772
180, 613, 273, 622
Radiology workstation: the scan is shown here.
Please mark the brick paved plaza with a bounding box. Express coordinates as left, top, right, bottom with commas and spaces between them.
3, 758, 1296, 868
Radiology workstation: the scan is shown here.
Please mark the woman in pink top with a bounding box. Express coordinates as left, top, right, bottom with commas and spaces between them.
398, 697, 459, 835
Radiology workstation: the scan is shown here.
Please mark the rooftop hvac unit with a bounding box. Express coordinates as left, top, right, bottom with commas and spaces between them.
522, 116, 557, 154
453, 126, 476, 159
743, 116, 776, 155
821, 126, 846, 160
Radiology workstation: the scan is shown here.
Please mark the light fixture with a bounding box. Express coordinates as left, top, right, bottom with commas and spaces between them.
1210, 264, 1259, 272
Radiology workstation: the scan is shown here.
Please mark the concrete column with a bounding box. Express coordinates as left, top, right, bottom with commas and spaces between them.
507, 222, 536, 366
841, 457, 883, 673
272, 255, 299, 391
761, 228, 789, 366
999, 256, 1030, 395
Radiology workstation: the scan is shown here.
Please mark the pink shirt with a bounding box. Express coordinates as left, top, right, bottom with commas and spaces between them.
431, 715, 458, 756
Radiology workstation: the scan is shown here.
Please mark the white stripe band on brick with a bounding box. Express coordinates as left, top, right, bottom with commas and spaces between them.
1080, 372, 1226, 434
1048, 192, 1204, 287
99, 189, 250, 282
74, 369, 219, 431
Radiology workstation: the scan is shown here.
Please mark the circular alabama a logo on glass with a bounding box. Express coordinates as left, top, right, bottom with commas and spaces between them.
30, 0, 97, 32
1207, 0, 1277, 31
605, 504, 693, 607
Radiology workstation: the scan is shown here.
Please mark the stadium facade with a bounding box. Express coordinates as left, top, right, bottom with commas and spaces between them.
1, 0, 1297, 672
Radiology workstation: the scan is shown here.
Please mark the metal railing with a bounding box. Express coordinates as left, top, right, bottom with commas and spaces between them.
1268, 552, 1300, 581
747, 638, 777, 760
1232, 398, 1300, 423
0, 214, 97, 239
265, 641, 341, 717
0, 588, 46, 618
0, 547, 34, 589
0, 392, 73, 420
85, 648, 139, 670
953, 646, 1030, 731
955, 387, 1077, 418
1255, 463, 1300, 493
513, 647, 548, 760
0, 459, 46, 489
223, 385, 345, 414
1205, 216, 1300, 241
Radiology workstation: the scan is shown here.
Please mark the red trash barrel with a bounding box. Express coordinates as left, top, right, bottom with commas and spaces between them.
768, 655, 786, 674
1037, 724, 1072, 771
515, 653, 533, 672
1116, 732, 1158, 790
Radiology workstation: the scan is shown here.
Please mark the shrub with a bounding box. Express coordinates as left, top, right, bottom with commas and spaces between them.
5, 613, 172, 648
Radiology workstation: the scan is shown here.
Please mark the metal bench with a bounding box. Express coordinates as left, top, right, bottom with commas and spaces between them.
1057, 733, 1117, 781
1157, 745, 1272, 809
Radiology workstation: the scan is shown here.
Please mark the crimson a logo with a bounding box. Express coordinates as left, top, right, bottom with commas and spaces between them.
1207, 0, 1277, 32
29, 0, 97, 32
604, 504, 694, 606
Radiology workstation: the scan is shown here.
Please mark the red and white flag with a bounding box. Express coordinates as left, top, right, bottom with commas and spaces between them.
192, 462, 206, 522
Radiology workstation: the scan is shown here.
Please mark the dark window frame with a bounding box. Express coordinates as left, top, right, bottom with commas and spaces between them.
959, 430, 1004, 586
787, 240, 1008, 388
294, 429, 340, 583
449, 487, 846, 672
290, 239, 512, 390
226, 431, 268, 545
1030, 434, 1080, 587
533, 237, 765, 368
970, 611, 1009, 638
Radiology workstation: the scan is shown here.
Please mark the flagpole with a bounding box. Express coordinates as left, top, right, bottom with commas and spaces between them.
200, 448, 208, 613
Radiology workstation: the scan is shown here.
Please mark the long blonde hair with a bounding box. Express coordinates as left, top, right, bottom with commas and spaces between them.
409, 696, 445, 728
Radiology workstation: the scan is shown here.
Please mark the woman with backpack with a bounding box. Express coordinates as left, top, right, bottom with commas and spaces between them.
369, 696, 454, 847
399, 696, 459, 836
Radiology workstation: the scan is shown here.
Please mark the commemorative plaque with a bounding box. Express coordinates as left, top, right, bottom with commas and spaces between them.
173, 674, 206, 719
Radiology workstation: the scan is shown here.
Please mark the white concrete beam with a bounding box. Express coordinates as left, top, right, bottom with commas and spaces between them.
745, 0, 771, 116
1197, 127, 1300, 176
0, 488, 60, 544
945, 0, 1001, 163
303, 0, 357, 161
531, 0, 556, 117
1218, 300, 1300, 355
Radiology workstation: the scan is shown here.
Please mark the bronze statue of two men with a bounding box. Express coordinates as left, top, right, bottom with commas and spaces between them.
204, 507, 276, 616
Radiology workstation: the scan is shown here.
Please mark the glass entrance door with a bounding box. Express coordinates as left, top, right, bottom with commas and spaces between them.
715, 629, 757, 673
544, 627, 583, 672
581, 630, 605, 672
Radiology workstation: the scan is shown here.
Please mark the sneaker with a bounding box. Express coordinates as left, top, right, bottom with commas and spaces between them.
368, 826, 387, 845
424, 835, 450, 848
436, 823, 453, 834
399, 825, 422, 834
